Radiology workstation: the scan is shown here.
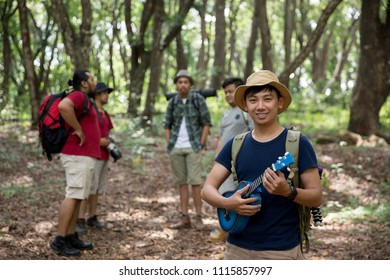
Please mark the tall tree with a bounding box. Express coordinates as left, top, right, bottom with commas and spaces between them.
51, 0, 93, 69
244, 0, 259, 79
258, 0, 273, 71
195, 0, 209, 88
279, 0, 342, 85
17, 0, 39, 127
211, 0, 226, 89
284, 0, 296, 67
142, 0, 165, 126
124, 0, 194, 117
348, 0, 390, 136
0, 0, 17, 111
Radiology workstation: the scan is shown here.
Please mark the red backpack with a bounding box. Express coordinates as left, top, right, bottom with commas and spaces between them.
38, 90, 89, 161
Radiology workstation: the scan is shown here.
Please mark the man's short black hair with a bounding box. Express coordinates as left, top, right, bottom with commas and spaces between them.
221, 77, 244, 89
68, 70, 90, 90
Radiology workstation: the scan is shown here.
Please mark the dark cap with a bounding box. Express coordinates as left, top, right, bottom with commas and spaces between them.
96, 82, 113, 94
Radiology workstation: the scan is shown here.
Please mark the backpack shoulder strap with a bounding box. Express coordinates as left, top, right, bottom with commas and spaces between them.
191, 91, 200, 110
286, 127, 301, 188
77, 94, 90, 122
231, 131, 250, 185
286, 127, 312, 252
242, 111, 249, 130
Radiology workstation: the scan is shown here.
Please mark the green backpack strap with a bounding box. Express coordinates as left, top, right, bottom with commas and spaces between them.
286, 128, 300, 187
286, 127, 311, 252
231, 131, 250, 186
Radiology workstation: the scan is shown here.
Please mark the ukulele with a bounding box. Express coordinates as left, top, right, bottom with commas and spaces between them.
217, 152, 295, 234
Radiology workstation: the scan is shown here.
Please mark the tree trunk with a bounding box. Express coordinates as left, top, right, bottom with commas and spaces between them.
284, 0, 296, 66
0, 0, 16, 111
196, 0, 208, 89
142, 0, 165, 127
211, 0, 226, 89
258, 0, 273, 71
348, 0, 390, 135
244, 0, 259, 79
125, 0, 153, 116
17, 0, 40, 127
51, 0, 92, 70
312, 31, 331, 83
324, 18, 360, 92
125, 0, 194, 117
176, 33, 188, 70
279, 0, 342, 85
227, 0, 239, 75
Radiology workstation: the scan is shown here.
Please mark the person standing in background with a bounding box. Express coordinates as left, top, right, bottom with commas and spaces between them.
76, 82, 114, 233
50, 70, 100, 257
164, 69, 212, 230
208, 77, 254, 243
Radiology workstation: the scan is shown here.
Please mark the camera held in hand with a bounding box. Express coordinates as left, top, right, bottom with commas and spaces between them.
106, 137, 122, 162
165, 88, 217, 101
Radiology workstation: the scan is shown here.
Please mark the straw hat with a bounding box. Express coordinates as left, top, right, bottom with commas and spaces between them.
234, 70, 292, 114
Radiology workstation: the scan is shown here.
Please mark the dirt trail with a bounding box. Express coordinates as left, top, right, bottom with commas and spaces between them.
0, 126, 389, 259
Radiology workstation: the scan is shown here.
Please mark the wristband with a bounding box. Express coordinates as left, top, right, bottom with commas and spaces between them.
200, 144, 206, 150
288, 184, 298, 201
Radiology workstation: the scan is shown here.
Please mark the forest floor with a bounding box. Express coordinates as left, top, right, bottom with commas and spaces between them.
0, 122, 389, 260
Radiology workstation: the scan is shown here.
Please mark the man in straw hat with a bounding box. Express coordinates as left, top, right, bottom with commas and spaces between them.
202, 70, 322, 259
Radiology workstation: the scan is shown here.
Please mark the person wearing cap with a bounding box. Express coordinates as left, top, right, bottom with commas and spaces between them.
76, 82, 114, 233
164, 69, 212, 230
208, 77, 254, 243
201, 70, 322, 259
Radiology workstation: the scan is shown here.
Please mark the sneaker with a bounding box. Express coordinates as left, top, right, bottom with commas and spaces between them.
76, 218, 87, 234
192, 215, 204, 230
168, 213, 191, 229
87, 215, 107, 229
208, 229, 228, 243
66, 232, 93, 250
50, 235, 81, 257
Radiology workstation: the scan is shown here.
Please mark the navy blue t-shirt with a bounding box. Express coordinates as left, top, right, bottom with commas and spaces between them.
216, 128, 318, 251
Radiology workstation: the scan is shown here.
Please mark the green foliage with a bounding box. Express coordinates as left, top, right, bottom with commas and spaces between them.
0, 185, 32, 199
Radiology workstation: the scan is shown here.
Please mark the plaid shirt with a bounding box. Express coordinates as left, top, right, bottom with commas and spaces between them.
164, 92, 212, 153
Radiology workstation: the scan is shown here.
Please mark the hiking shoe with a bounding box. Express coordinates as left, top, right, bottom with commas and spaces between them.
208, 229, 228, 243
66, 232, 93, 250
192, 215, 204, 230
87, 215, 107, 229
168, 213, 191, 229
50, 235, 81, 257
76, 218, 87, 234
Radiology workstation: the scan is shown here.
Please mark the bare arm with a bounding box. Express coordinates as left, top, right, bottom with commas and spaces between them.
200, 125, 210, 147
58, 98, 85, 146
262, 167, 322, 208
201, 162, 260, 216
165, 128, 170, 144
214, 136, 222, 158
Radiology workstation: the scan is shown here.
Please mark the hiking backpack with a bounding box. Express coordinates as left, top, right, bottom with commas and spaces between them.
168, 91, 202, 114
38, 89, 89, 161
230, 127, 323, 251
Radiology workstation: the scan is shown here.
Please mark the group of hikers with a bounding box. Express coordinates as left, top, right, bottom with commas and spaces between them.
48, 69, 322, 260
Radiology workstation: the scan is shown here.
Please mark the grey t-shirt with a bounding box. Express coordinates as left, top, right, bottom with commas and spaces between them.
218, 106, 254, 193
219, 106, 254, 145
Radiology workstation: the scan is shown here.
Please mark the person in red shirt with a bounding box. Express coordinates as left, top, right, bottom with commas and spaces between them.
76, 82, 114, 233
50, 70, 100, 257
